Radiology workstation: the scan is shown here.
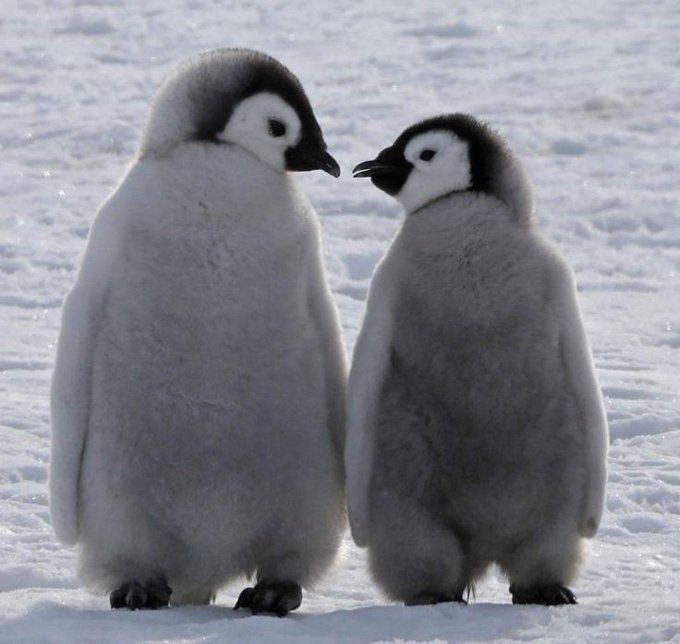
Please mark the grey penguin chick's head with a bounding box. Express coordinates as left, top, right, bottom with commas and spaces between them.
353, 113, 533, 218
141, 48, 340, 177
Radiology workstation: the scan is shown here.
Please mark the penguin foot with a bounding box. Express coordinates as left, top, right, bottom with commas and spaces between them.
110, 578, 172, 610
233, 581, 302, 617
405, 592, 467, 606
510, 584, 577, 606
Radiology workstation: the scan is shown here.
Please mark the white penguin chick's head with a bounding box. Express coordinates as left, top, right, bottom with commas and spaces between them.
353, 113, 533, 220
140, 48, 340, 177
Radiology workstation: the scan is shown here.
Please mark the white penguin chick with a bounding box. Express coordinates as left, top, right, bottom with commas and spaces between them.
348, 114, 608, 606
49, 48, 347, 615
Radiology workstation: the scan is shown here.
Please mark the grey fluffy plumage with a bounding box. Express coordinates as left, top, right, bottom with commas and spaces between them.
347, 114, 608, 604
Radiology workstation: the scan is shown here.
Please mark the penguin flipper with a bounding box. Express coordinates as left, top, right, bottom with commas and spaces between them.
552, 261, 609, 538
305, 233, 348, 475
345, 261, 395, 547
49, 200, 123, 545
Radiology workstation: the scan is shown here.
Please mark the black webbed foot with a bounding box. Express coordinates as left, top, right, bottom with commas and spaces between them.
110, 577, 172, 610
405, 592, 467, 607
510, 583, 577, 606
233, 580, 302, 617
233, 586, 256, 611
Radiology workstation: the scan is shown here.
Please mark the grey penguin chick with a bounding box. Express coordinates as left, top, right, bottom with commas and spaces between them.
347, 114, 608, 606
49, 48, 346, 615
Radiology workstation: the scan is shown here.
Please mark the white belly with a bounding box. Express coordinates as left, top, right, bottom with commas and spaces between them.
79, 184, 339, 559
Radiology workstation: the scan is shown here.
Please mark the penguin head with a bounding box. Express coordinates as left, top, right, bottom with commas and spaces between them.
353, 114, 532, 219
142, 48, 340, 177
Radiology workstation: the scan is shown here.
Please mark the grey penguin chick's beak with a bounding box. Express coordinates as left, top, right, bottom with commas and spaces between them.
352, 146, 412, 195
352, 160, 401, 178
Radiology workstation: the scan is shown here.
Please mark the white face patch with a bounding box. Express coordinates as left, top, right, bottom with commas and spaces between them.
218, 92, 302, 171
397, 130, 471, 213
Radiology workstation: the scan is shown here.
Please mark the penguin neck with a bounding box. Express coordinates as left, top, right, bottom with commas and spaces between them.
137, 141, 302, 221
401, 191, 521, 251
394, 192, 534, 291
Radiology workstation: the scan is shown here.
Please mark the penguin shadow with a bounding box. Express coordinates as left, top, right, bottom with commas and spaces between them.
2, 599, 249, 634
4, 596, 572, 642
284, 602, 558, 642
6, 598, 563, 633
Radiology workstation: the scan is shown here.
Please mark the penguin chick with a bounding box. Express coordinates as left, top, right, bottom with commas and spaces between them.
347, 113, 608, 606
49, 48, 346, 615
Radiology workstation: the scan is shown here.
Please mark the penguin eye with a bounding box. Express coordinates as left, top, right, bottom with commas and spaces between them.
419, 149, 436, 162
268, 119, 287, 138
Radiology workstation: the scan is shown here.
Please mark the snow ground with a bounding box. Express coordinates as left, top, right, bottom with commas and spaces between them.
1, 0, 679, 641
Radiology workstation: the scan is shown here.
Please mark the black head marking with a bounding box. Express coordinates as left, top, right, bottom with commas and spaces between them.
183, 49, 339, 175
401, 114, 511, 198
190, 48, 324, 146
366, 145, 412, 195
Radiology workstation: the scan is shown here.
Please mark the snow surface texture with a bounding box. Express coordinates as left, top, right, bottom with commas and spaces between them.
1, 0, 679, 641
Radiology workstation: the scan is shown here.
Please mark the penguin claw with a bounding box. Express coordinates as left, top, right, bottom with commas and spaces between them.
233, 586, 256, 611
109, 585, 129, 609
126, 584, 148, 610
233, 581, 302, 617
110, 578, 172, 610
510, 583, 577, 606
146, 580, 173, 609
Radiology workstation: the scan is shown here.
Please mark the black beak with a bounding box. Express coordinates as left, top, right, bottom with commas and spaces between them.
285, 146, 341, 178
351, 146, 411, 196
352, 159, 404, 178
315, 150, 342, 178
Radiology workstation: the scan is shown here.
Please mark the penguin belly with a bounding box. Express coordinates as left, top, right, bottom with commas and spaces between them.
78, 209, 342, 591
371, 303, 586, 560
